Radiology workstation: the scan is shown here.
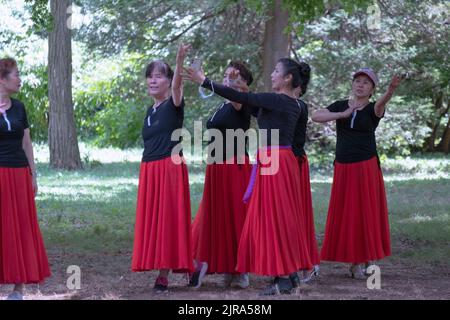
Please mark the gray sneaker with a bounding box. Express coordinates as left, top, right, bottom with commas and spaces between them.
259, 283, 281, 296
301, 265, 320, 283
231, 273, 249, 289
349, 264, 367, 280
364, 261, 375, 276
217, 273, 233, 288
6, 291, 23, 300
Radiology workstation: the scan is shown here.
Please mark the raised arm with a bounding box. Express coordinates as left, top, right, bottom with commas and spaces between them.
172, 43, 191, 107
184, 67, 279, 110
312, 104, 357, 123
229, 77, 250, 111
374, 74, 402, 117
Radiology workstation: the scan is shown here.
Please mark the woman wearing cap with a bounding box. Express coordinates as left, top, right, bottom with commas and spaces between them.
189, 61, 254, 290
131, 44, 193, 293
184, 58, 312, 295
0, 57, 51, 300
312, 68, 403, 278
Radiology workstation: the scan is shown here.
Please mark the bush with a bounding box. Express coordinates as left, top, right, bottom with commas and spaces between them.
376, 97, 433, 156
73, 54, 148, 148
15, 64, 49, 142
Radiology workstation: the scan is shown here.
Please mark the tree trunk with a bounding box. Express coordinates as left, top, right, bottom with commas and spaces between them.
438, 118, 450, 154
260, 0, 290, 91
424, 122, 438, 152
48, 0, 82, 169
423, 92, 444, 152
437, 101, 450, 154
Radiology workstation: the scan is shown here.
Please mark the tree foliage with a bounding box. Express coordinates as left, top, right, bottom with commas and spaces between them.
293, 0, 449, 155
1, 0, 448, 155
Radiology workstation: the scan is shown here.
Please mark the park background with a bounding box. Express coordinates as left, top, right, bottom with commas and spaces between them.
0, 0, 449, 299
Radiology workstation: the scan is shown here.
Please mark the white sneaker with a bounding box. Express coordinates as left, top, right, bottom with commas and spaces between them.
231, 273, 250, 289
6, 291, 23, 300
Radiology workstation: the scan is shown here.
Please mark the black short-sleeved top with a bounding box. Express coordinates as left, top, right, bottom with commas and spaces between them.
292, 99, 308, 157
327, 99, 382, 163
141, 96, 184, 162
0, 98, 30, 168
202, 78, 302, 147
206, 102, 251, 160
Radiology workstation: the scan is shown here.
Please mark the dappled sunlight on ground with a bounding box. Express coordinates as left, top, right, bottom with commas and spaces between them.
34, 143, 143, 164
399, 213, 449, 224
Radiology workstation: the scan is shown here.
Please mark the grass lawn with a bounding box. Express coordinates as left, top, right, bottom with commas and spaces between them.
33, 145, 450, 267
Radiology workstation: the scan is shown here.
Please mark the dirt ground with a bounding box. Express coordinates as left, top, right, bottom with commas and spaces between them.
1, 247, 449, 300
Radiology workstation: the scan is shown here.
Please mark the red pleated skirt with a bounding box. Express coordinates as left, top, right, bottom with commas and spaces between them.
0, 167, 51, 284
132, 156, 193, 273
320, 157, 391, 264
191, 156, 252, 274
296, 155, 320, 266
236, 148, 312, 276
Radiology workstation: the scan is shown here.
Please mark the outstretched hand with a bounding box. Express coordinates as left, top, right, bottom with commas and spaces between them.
183, 66, 206, 85
176, 43, 191, 62
228, 69, 249, 92
389, 74, 403, 91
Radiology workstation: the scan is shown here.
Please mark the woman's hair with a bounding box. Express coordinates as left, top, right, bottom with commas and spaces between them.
0, 58, 17, 79
145, 60, 174, 82
227, 61, 254, 86
298, 62, 311, 96
278, 58, 311, 95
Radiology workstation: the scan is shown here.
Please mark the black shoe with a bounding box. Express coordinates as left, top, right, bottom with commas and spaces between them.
187, 262, 208, 289
153, 276, 168, 294
289, 272, 301, 288
275, 277, 294, 294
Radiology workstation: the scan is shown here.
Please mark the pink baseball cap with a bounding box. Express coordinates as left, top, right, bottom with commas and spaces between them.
353, 68, 378, 87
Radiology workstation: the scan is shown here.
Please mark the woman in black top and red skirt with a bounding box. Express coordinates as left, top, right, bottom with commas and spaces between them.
131, 44, 193, 293
292, 64, 320, 283
0, 58, 51, 300
190, 61, 253, 289
185, 58, 313, 295
312, 68, 402, 278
